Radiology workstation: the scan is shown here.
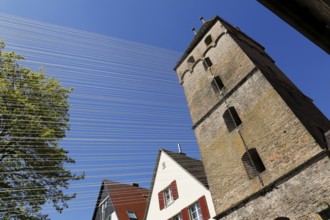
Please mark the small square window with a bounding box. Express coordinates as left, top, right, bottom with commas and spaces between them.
127, 211, 137, 220
163, 186, 174, 206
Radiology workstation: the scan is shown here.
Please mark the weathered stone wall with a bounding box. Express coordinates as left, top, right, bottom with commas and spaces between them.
194, 69, 322, 214
175, 17, 330, 219
220, 155, 330, 220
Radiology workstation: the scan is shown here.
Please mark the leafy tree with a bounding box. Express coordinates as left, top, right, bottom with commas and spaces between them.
0, 40, 84, 219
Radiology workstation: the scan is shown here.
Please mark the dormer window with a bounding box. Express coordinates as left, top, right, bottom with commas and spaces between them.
204, 35, 212, 46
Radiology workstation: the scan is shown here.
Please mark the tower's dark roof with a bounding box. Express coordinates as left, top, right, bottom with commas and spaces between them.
161, 149, 209, 188
173, 16, 265, 71
174, 17, 218, 71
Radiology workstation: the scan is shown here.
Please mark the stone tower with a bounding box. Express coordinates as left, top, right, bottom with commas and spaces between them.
174, 16, 330, 219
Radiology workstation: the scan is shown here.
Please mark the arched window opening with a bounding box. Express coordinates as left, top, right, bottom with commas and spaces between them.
211, 75, 224, 93
242, 148, 266, 179
187, 56, 195, 70
274, 217, 290, 220
204, 35, 212, 46
223, 106, 242, 132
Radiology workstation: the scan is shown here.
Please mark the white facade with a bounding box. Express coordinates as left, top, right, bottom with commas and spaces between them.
145, 150, 216, 220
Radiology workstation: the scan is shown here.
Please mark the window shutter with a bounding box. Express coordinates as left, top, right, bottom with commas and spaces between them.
199, 196, 210, 220
223, 107, 242, 132
158, 191, 164, 210
171, 180, 179, 200
181, 207, 189, 220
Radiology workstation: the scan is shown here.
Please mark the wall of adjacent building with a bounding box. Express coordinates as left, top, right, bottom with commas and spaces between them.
145, 152, 216, 220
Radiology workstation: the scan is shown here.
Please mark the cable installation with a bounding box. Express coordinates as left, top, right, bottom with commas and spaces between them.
0, 12, 204, 217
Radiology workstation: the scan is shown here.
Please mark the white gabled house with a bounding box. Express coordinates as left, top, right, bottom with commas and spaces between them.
144, 148, 216, 220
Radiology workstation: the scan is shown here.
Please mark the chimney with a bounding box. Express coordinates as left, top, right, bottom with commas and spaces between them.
200, 16, 205, 24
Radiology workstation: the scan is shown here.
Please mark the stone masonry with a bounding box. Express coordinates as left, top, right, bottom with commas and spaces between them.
174, 16, 330, 219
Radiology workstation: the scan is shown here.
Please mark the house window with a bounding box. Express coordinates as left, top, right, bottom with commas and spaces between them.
211, 75, 224, 93
203, 57, 213, 70
172, 213, 183, 220
223, 106, 242, 132
242, 148, 266, 179
189, 202, 203, 220
127, 211, 138, 220
274, 218, 290, 220
163, 186, 174, 206
158, 180, 178, 210
204, 35, 212, 46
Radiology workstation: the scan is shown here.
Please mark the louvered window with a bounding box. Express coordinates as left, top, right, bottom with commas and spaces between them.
211, 75, 224, 93
242, 148, 266, 179
223, 106, 242, 132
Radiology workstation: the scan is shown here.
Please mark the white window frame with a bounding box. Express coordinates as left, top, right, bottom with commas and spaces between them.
173, 213, 183, 220
189, 201, 203, 220
163, 186, 174, 207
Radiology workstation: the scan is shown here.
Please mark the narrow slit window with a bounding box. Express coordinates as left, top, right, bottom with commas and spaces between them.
242, 148, 266, 179
203, 57, 213, 70
204, 35, 212, 46
211, 76, 224, 93
223, 106, 242, 132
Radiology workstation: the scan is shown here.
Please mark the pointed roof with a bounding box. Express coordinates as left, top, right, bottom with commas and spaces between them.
92, 180, 149, 220
143, 148, 209, 219
161, 149, 209, 188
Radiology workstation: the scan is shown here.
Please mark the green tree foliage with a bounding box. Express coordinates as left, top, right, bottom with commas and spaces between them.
0, 41, 84, 219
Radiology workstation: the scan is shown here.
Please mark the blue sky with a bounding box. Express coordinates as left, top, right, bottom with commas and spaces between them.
0, 1, 329, 219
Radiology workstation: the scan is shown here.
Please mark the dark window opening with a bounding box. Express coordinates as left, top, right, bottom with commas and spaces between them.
223, 106, 242, 132
274, 217, 290, 220
204, 35, 212, 46
319, 206, 330, 220
242, 148, 266, 179
203, 57, 213, 70
187, 56, 195, 64
211, 76, 224, 93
